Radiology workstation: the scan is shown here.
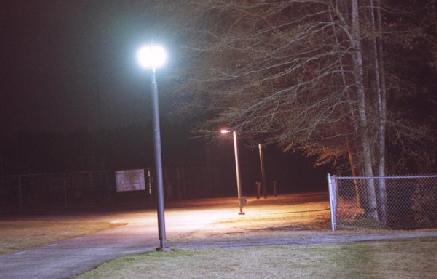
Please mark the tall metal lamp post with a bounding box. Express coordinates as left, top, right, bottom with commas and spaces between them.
136, 44, 168, 250
220, 129, 245, 215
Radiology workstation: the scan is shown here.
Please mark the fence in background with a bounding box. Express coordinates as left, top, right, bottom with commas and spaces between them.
328, 174, 437, 230
0, 166, 228, 212
0, 171, 114, 211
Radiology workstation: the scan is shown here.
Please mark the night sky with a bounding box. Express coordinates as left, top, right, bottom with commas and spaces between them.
2, 1, 173, 132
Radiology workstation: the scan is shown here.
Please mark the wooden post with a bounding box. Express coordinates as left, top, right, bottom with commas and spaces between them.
273, 180, 278, 197
104, 171, 111, 202
258, 144, 268, 199
176, 167, 182, 200
18, 175, 23, 211
181, 167, 186, 198
147, 169, 153, 197
63, 174, 68, 209
163, 167, 173, 200
256, 181, 261, 199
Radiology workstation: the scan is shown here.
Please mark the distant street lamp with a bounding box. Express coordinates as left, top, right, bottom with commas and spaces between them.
220, 129, 245, 215
137, 44, 168, 250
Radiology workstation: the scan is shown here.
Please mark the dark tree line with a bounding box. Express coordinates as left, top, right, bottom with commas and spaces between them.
0, 122, 208, 175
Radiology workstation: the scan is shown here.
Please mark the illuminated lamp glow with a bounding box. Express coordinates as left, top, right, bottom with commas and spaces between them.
220, 129, 231, 134
136, 45, 167, 69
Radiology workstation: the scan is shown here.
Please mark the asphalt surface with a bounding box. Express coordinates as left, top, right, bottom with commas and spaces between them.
1, 193, 437, 279
0, 218, 156, 279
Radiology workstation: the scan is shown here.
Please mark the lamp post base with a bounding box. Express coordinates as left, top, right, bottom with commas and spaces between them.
156, 247, 172, 252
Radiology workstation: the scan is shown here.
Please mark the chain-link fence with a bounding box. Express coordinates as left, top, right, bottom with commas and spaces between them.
0, 171, 114, 212
328, 174, 437, 230
0, 166, 233, 212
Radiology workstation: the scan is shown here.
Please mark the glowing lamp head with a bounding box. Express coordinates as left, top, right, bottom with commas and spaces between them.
136, 44, 167, 70
220, 129, 231, 134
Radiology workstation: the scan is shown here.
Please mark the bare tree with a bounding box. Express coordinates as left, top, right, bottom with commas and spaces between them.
145, 0, 437, 221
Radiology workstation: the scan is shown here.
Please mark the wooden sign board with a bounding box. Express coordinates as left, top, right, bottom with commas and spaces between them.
115, 169, 145, 192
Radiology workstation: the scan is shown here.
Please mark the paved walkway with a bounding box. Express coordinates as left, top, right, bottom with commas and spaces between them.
2, 223, 437, 279
173, 230, 437, 248
0, 221, 157, 279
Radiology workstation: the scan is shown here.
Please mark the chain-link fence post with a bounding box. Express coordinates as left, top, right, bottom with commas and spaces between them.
327, 173, 337, 231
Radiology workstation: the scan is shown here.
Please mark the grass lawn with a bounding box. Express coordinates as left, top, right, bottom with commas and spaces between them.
0, 216, 119, 255
76, 238, 437, 279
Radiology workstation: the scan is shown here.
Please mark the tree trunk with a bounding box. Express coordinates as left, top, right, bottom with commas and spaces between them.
351, 0, 379, 221
376, 0, 387, 179
369, 0, 387, 225
346, 139, 367, 208
329, 2, 367, 210
329, 2, 359, 134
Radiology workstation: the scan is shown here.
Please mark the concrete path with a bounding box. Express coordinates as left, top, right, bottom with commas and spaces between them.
0, 219, 158, 279
173, 230, 437, 249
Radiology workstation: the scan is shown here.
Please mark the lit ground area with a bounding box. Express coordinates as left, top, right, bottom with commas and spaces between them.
76, 238, 437, 279
140, 192, 331, 240
0, 193, 329, 255
0, 216, 121, 255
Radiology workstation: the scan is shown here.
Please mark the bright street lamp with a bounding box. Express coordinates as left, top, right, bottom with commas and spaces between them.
220, 128, 245, 215
137, 43, 168, 250
137, 45, 167, 69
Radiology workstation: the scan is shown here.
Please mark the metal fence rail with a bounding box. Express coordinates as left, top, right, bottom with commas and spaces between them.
327, 174, 437, 230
